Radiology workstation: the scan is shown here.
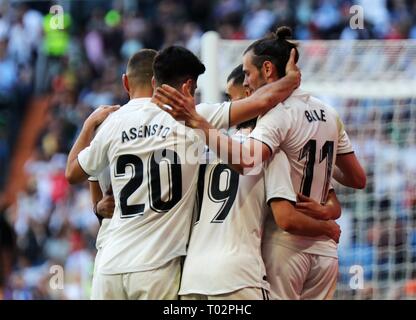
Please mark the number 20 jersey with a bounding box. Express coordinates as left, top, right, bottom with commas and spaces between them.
78, 98, 231, 274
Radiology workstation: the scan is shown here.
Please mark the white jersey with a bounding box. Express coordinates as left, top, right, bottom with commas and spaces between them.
250, 89, 354, 258
179, 132, 296, 296
78, 97, 231, 274
88, 167, 111, 251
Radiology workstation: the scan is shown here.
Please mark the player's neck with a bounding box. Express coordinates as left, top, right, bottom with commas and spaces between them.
129, 88, 153, 100
266, 76, 279, 85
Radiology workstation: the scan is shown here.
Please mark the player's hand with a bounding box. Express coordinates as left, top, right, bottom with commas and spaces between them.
152, 84, 203, 129
296, 193, 330, 220
84, 105, 120, 130
285, 49, 301, 89
96, 188, 115, 219
324, 220, 341, 243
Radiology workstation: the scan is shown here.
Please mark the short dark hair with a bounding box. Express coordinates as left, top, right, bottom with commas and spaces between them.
153, 46, 206, 89
227, 64, 245, 86
126, 49, 157, 87
244, 26, 299, 78
226, 65, 256, 130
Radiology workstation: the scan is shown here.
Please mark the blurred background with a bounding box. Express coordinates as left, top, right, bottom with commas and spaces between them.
0, 0, 415, 300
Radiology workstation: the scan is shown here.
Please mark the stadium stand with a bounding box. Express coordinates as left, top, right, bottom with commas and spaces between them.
0, 0, 415, 299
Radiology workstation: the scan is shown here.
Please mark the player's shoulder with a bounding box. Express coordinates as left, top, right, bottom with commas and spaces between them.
196, 101, 226, 108
196, 101, 229, 113
307, 96, 345, 134
307, 94, 338, 114
101, 98, 157, 123
95, 107, 124, 134
288, 90, 340, 122
261, 99, 294, 123
268, 89, 310, 115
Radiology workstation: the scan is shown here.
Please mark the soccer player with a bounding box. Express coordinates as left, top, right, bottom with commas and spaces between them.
179, 65, 341, 300
65, 45, 301, 299
88, 49, 157, 299
152, 27, 366, 300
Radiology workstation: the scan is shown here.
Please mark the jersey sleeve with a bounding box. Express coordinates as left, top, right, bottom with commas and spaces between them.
88, 176, 98, 182
264, 150, 297, 205
249, 105, 292, 156
196, 102, 231, 129
336, 114, 354, 155
77, 122, 112, 177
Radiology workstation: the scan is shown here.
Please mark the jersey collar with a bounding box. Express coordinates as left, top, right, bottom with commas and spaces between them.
125, 97, 152, 106
291, 88, 310, 99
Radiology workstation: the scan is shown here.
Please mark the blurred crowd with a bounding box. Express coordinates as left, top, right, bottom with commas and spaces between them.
0, 0, 415, 299
332, 98, 416, 299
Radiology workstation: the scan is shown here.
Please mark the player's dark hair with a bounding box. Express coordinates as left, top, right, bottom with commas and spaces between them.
126, 49, 158, 87
244, 26, 299, 78
227, 64, 245, 86
153, 46, 206, 89
226, 64, 257, 130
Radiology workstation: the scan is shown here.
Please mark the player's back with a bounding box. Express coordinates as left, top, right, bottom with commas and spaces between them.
278, 90, 339, 203
89, 98, 202, 274
179, 140, 270, 296
253, 89, 343, 258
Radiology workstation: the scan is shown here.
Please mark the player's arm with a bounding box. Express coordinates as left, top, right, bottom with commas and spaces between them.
153, 94, 274, 174
193, 104, 291, 174
295, 190, 342, 221
65, 105, 119, 184
191, 119, 270, 174
265, 151, 340, 242
90, 181, 115, 220
89, 180, 103, 224
151, 52, 299, 173
153, 49, 300, 129
96, 190, 115, 219
334, 153, 366, 189
90, 180, 103, 205
269, 199, 341, 243
333, 115, 366, 189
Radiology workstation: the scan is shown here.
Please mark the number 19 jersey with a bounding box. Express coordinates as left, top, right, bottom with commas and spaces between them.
179, 133, 297, 296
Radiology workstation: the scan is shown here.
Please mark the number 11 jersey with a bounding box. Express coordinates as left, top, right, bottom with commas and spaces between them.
250, 89, 354, 258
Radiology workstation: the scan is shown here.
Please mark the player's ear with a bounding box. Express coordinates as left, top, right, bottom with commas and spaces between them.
151, 76, 156, 90
183, 79, 195, 96
122, 74, 129, 94
263, 61, 274, 79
